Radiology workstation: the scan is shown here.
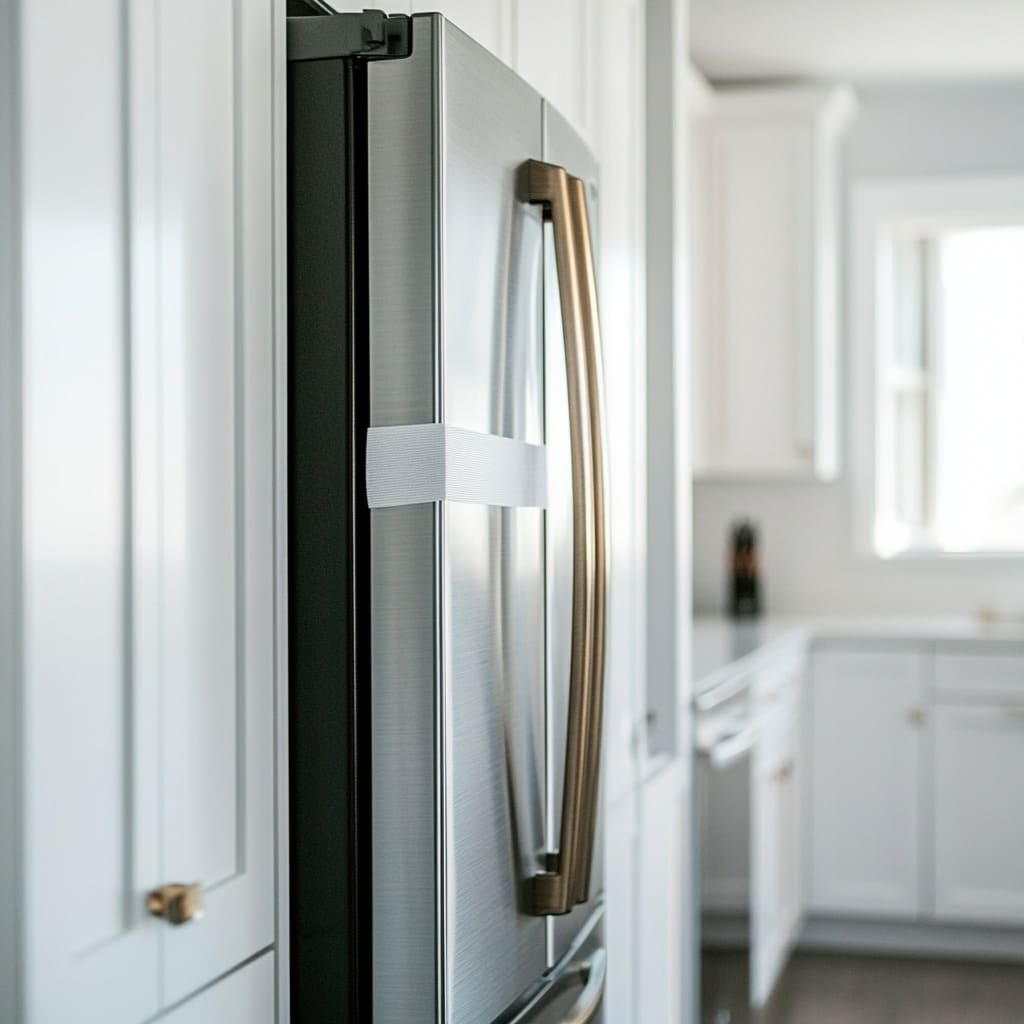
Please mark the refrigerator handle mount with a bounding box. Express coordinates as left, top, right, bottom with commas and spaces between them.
518, 159, 608, 917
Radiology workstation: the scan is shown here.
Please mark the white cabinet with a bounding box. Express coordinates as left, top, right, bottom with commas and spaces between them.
692, 86, 856, 480
807, 648, 925, 917
12, 0, 281, 1019
515, 0, 591, 141
934, 704, 1024, 925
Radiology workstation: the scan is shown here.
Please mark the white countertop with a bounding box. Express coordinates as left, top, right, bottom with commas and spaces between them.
693, 613, 1024, 703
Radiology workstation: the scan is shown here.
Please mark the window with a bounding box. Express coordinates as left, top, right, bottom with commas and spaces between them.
873, 217, 1024, 556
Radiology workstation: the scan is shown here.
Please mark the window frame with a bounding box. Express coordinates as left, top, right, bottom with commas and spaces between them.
850, 176, 1024, 560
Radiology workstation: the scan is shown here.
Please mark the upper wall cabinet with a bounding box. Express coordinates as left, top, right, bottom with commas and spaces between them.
692, 85, 856, 480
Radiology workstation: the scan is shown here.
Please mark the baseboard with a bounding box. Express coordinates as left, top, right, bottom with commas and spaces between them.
800, 916, 1024, 962
703, 912, 1024, 963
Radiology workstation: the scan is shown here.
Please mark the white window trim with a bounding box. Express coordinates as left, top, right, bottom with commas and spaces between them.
850, 176, 1024, 561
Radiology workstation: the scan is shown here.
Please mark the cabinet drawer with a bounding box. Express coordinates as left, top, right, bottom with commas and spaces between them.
935, 651, 1024, 704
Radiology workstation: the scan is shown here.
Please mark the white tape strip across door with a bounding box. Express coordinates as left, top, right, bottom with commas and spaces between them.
365, 423, 549, 509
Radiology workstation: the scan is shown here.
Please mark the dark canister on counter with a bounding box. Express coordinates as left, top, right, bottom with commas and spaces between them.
729, 520, 761, 617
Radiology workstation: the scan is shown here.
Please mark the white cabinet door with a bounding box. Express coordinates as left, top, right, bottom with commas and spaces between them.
750, 685, 800, 1008
637, 761, 686, 1024
138, 0, 277, 1004
934, 704, 1024, 925
808, 649, 925, 917
21, 1, 161, 1019
604, 789, 638, 1024
692, 87, 854, 480
703, 123, 814, 477
514, 0, 590, 141
591, 0, 647, 799
21, 0, 278, 1018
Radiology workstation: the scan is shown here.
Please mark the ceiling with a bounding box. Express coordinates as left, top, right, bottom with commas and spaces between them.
691, 0, 1024, 81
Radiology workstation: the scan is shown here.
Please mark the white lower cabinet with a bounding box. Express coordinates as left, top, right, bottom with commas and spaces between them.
807, 642, 1024, 939
807, 649, 925, 917
934, 704, 1024, 925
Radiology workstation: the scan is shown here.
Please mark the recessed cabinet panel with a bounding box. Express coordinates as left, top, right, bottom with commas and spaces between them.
934, 705, 1024, 925
158, 0, 242, 894
152, 0, 277, 1003
808, 649, 925, 917
708, 127, 811, 475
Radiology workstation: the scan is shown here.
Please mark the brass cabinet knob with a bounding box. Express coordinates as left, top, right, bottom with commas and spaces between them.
147, 883, 204, 925
907, 707, 927, 728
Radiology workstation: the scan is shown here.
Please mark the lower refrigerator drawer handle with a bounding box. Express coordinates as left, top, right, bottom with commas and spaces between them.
561, 947, 607, 1024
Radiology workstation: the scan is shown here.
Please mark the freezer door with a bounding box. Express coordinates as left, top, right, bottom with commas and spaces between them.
367, 15, 549, 1024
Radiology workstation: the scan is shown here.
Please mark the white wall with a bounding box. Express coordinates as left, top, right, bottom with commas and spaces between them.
694, 81, 1024, 615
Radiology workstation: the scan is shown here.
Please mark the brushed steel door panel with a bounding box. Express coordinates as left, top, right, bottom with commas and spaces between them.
445, 501, 548, 1024
368, 14, 553, 1024
441, 20, 549, 1023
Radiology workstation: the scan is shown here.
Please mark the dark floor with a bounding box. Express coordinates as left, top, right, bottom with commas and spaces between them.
702, 950, 1024, 1024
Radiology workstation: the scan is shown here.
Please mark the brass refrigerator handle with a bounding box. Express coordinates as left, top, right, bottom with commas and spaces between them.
518, 159, 607, 917
568, 173, 607, 906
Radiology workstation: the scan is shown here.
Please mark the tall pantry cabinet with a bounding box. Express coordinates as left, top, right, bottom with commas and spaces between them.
2, 0, 286, 1020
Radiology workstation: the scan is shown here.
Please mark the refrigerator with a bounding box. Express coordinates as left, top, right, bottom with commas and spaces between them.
287, 7, 609, 1022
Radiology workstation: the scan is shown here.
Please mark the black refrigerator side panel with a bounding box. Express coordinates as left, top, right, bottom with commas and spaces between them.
287, 54, 370, 1022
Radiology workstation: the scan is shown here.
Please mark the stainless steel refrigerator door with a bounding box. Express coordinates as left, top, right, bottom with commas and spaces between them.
541, 103, 607, 966
367, 15, 550, 1024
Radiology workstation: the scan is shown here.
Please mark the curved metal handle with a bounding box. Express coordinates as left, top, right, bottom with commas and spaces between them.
518, 159, 607, 916
561, 948, 607, 1024
568, 174, 608, 906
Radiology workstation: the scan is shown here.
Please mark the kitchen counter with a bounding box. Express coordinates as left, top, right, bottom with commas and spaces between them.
693, 613, 1024, 704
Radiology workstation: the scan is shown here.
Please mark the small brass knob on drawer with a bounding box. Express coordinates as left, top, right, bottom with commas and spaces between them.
147, 883, 204, 925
